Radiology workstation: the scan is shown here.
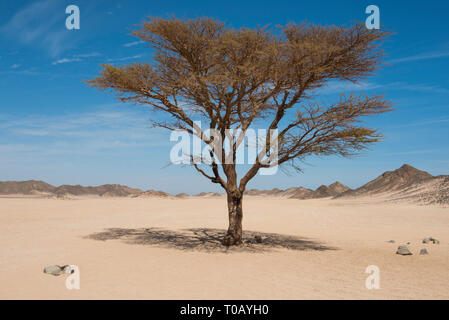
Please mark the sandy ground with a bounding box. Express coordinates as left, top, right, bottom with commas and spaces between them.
0, 196, 448, 300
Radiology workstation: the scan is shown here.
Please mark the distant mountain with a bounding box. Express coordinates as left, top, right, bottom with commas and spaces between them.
286, 187, 316, 199
244, 182, 351, 199
132, 190, 172, 198
0, 180, 55, 195
314, 182, 351, 198
1, 164, 446, 205
194, 192, 223, 197
245, 188, 287, 197
328, 182, 352, 194
0, 180, 142, 197
54, 184, 142, 197
175, 193, 189, 198
338, 164, 433, 197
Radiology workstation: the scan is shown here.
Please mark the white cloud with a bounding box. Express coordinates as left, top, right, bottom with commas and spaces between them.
0, 106, 170, 170
0, 108, 167, 146
123, 40, 144, 47
0, 0, 70, 57
10, 64, 21, 69
52, 58, 82, 65
52, 52, 102, 65
387, 50, 449, 64
74, 52, 102, 58
317, 81, 449, 96
389, 116, 449, 129
107, 54, 144, 62
316, 81, 383, 95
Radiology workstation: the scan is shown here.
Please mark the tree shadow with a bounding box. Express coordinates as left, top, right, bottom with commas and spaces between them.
85, 227, 337, 253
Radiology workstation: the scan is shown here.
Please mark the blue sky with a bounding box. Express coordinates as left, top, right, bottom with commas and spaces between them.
0, 0, 448, 194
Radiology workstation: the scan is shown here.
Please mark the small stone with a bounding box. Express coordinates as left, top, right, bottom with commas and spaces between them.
396, 245, 413, 255
254, 235, 263, 244
43, 265, 63, 276
406, 242, 411, 245
387, 240, 395, 243
62, 265, 75, 274
423, 237, 439, 244
419, 248, 429, 255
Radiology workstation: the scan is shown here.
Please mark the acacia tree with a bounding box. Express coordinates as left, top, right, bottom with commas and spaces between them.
87, 17, 392, 246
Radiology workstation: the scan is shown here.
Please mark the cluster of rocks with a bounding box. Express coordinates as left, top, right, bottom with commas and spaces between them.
422, 237, 440, 244
244, 235, 264, 245
43, 265, 75, 276
393, 236, 440, 256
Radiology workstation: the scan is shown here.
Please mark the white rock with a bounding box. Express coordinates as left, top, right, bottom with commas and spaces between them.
62, 265, 75, 274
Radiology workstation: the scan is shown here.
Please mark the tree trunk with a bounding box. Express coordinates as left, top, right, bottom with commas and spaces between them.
222, 191, 243, 246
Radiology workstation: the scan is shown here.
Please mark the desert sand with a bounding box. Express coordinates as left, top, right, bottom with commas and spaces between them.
0, 196, 448, 300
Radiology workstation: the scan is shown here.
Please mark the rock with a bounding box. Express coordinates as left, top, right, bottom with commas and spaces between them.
62, 265, 75, 274
254, 235, 263, 244
406, 242, 411, 245
396, 245, 413, 255
419, 248, 429, 255
387, 240, 395, 243
423, 237, 439, 244
43, 265, 63, 276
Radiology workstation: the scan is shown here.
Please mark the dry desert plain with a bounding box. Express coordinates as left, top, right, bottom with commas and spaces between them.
0, 195, 448, 299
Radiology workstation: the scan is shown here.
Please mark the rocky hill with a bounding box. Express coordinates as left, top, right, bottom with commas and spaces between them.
1, 164, 447, 205
132, 190, 172, 198
338, 164, 433, 197
336, 164, 449, 205
0, 180, 55, 195
0, 180, 142, 198
244, 182, 351, 199
386, 175, 449, 205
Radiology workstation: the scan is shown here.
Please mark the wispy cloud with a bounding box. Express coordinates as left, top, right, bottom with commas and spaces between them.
317, 81, 449, 95
387, 50, 449, 64
386, 116, 449, 129
10, 64, 21, 69
316, 81, 383, 95
0, 0, 71, 57
123, 40, 144, 47
0, 107, 168, 161
52, 58, 82, 65
107, 54, 144, 62
51, 52, 102, 65
74, 52, 102, 58
392, 83, 449, 95
382, 148, 449, 156
0, 107, 166, 143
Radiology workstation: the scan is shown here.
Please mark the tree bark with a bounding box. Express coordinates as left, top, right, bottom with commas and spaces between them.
222, 190, 243, 246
